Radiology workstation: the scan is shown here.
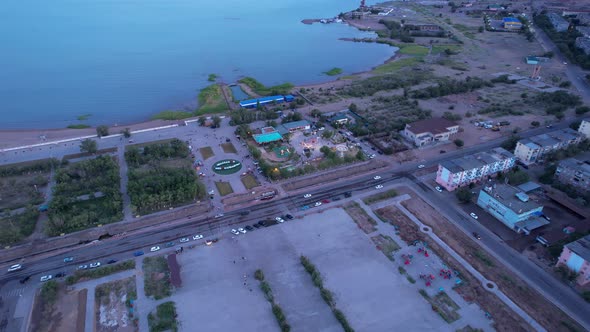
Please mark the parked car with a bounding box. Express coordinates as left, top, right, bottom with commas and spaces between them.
179, 237, 189, 243
275, 217, 284, 223
205, 240, 213, 246
231, 229, 240, 235
373, 175, 381, 180
245, 225, 254, 231
321, 199, 330, 204
470, 213, 479, 220
238, 228, 247, 234
150, 246, 161, 252
77, 265, 88, 270
107, 259, 117, 264
314, 202, 322, 207
55, 272, 66, 278
7, 264, 22, 272
253, 223, 261, 229
133, 251, 144, 257
300, 205, 310, 210
214, 213, 224, 218
63, 257, 74, 263
19, 276, 31, 284
258, 220, 268, 227
193, 234, 203, 240
439, 150, 446, 154
285, 214, 294, 220
344, 192, 352, 198
418, 164, 425, 169
435, 186, 443, 193
375, 185, 384, 189
40, 275, 53, 282
165, 241, 175, 247
304, 194, 312, 198
473, 232, 481, 240
89, 262, 101, 268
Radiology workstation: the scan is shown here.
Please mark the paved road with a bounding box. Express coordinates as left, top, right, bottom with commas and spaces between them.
532, 24, 590, 103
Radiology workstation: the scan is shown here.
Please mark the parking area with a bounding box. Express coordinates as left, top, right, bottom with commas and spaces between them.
175, 208, 458, 331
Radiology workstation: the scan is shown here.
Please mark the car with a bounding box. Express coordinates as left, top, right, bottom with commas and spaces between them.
40, 275, 53, 282
275, 217, 284, 223
435, 186, 443, 193
193, 234, 203, 240
179, 237, 190, 243
314, 202, 322, 207
239, 211, 250, 216
344, 192, 352, 198
470, 212, 478, 220
285, 214, 294, 220
214, 213, 224, 218
150, 246, 161, 252
238, 227, 247, 234
231, 229, 240, 235
7, 264, 22, 272
133, 251, 144, 257
89, 262, 101, 268
546, 125, 553, 129
63, 257, 74, 263
373, 175, 382, 180
473, 232, 481, 240
304, 194, 312, 198
300, 205, 310, 210
258, 220, 267, 227
205, 240, 213, 246
321, 199, 330, 204
253, 223, 261, 229
19, 276, 31, 284
55, 272, 66, 278
418, 164, 425, 169
245, 225, 254, 231
77, 264, 88, 270
563, 61, 567, 65
439, 150, 446, 154
165, 241, 175, 248
375, 185, 384, 189
107, 259, 117, 264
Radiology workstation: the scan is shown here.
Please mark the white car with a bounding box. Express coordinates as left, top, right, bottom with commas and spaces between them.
215, 213, 224, 218
40, 275, 52, 282
314, 202, 322, 207
89, 262, 101, 268
375, 185, 384, 189
470, 213, 479, 220
304, 194, 312, 198
150, 246, 161, 252
238, 228, 247, 234
231, 229, 240, 235
7, 264, 22, 272
373, 175, 381, 180
418, 164, 425, 169
275, 217, 284, 223
77, 265, 88, 270
179, 238, 189, 243
193, 234, 203, 240
435, 186, 443, 193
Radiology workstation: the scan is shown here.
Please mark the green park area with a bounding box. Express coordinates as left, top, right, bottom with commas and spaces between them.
240, 174, 259, 190
214, 181, 234, 196
211, 159, 242, 175
273, 146, 292, 159
221, 142, 237, 154
196, 84, 227, 115
238, 77, 293, 96
46, 156, 123, 236
125, 139, 206, 215
0, 207, 40, 247
199, 146, 215, 160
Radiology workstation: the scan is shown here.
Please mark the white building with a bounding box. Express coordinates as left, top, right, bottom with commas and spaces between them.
401, 118, 459, 147
579, 118, 590, 139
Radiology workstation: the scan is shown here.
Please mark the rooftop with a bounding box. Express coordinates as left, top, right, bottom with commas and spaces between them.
405, 118, 457, 135
517, 181, 542, 193
481, 183, 543, 214
281, 120, 310, 130
503, 17, 521, 23
519, 128, 582, 149
253, 127, 283, 144
565, 234, 590, 262
440, 147, 514, 173
559, 153, 590, 174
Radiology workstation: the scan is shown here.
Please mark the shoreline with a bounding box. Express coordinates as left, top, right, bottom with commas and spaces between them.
0, 16, 397, 147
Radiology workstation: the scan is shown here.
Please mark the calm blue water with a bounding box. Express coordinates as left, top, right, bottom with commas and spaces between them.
0, 0, 394, 129
229, 85, 250, 101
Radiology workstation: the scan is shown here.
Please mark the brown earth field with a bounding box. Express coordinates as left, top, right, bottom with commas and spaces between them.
30, 285, 86, 332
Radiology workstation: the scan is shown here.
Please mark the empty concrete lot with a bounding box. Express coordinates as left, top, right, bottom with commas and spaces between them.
176, 208, 453, 331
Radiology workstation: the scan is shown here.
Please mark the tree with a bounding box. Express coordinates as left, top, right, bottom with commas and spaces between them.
507, 169, 529, 185
321, 130, 334, 139
531, 121, 540, 127
80, 139, 97, 154
501, 135, 520, 151
198, 116, 206, 126
348, 103, 358, 112
96, 125, 109, 137
454, 139, 464, 147
310, 109, 322, 118
575, 106, 590, 115
212, 116, 221, 128
455, 188, 473, 203
121, 128, 131, 138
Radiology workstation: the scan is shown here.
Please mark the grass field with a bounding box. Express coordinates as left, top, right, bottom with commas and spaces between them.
363, 189, 398, 205
221, 142, 237, 154
324, 67, 343, 76
148, 301, 178, 332
199, 147, 215, 160
0, 158, 53, 210
372, 57, 423, 74
240, 174, 259, 190
143, 256, 172, 300
151, 110, 194, 120
195, 84, 227, 115
238, 77, 293, 96
398, 45, 429, 56
215, 181, 234, 196
66, 260, 136, 285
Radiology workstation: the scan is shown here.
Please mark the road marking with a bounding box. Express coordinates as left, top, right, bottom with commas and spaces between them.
2, 287, 25, 297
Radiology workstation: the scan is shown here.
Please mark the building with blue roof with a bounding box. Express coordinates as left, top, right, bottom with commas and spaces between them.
477, 184, 548, 234
503, 17, 523, 29
239, 95, 295, 108
253, 127, 283, 144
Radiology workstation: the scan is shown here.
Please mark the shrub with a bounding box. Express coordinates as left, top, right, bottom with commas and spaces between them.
66, 260, 135, 285
576, 106, 590, 115
531, 121, 540, 127
321, 288, 335, 307
454, 139, 464, 147
254, 269, 265, 281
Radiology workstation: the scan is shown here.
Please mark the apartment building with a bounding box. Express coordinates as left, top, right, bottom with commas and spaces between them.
555, 154, 590, 193
557, 234, 590, 286
513, 128, 583, 164
401, 118, 459, 147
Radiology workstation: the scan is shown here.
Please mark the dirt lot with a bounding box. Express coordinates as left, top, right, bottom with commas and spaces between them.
30, 284, 86, 332
389, 186, 583, 332
343, 201, 377, 234
95, 277, 137, 332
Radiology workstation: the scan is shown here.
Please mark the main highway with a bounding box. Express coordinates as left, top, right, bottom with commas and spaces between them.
1, 119, 589, 329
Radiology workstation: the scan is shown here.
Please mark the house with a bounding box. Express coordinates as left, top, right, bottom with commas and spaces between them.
252, 127, 283, 145
503, 17, 523, 29
555, 153, 590, 193
579, 118, 590, 138
476, 184, 548, 235
575, 37, 590, 55
401, 118, 459, 147
514, 128, 583, 164
331, 113, 349, 126
557, 234, 590, 286
280, 120, 311, 133
436, 148, 515, 191
546, 13, 569, 32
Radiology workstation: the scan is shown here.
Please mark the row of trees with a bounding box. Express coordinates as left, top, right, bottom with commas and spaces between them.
0, 158, 57, 177
125, 139, 190, 168
534, 14, 590, 70
228, 109, 279, 126
410, 77, 493, 99
342, 71, 432, 97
